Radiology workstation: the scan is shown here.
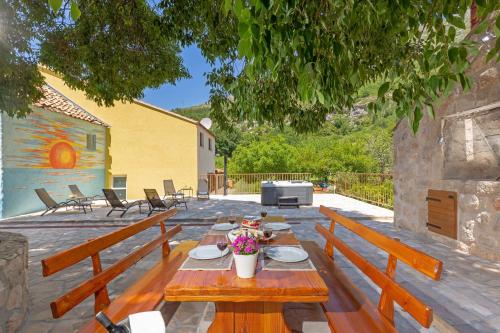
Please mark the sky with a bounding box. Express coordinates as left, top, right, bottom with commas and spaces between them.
141, 45, 212, 111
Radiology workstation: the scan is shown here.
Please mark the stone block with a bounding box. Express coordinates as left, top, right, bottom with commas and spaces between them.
6, 311, 24, 333
476, 181, 500, 195
6, 285, 22, 311
461, 194, 480, 210
0, 280, 7, 307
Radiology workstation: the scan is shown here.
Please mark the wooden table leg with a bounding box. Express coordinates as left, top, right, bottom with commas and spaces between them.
208, 302, 292, 333
208, 302, 234, 333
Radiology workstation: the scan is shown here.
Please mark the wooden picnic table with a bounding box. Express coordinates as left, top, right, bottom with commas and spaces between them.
164, 230, 329, 333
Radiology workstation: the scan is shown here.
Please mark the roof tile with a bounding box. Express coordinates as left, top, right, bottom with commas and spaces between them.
34, 85, 109, 127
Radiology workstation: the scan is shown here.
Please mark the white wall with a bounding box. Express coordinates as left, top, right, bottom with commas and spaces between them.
197, 126, 215, 187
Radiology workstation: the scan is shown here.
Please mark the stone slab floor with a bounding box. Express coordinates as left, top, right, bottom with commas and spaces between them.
0, 194, 393, 225
1, 199, 499, 332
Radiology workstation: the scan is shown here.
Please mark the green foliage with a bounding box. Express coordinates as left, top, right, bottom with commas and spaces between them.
172, 104, 211, 121
12, 0, 498, 134
0, 0, 46, 117
224, 112, 395, 178
173, 99, 396, 177
229, 136, 296, 173
172, 103, 241, 158
2, 0, 188, 116
163, 0, 499, 133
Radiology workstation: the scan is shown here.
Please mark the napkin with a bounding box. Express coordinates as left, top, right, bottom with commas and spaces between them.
129, 311, 165, 333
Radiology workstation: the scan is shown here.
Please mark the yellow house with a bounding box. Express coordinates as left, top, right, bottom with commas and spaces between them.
41, 68, 215, 199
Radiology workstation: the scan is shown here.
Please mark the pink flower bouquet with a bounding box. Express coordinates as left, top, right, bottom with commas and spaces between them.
231, 234, 259, 255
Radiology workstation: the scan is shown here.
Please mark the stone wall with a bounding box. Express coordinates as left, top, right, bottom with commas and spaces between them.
0, 232, 29, 333
393, 24, 500, 261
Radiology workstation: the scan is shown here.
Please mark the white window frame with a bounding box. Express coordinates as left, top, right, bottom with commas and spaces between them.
112, 175, 127, 200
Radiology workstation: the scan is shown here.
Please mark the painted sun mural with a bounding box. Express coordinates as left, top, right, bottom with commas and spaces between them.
1, 107, 106, 218
3, 107, 102, 170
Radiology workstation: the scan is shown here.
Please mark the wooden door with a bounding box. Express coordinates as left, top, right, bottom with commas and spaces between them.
426, 190, 457, 239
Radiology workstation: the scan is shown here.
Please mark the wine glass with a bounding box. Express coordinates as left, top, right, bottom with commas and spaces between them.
228, 210, 236, 226
260, 210, 268, 218
216, 240, 228, 265
263, 226, 273, 248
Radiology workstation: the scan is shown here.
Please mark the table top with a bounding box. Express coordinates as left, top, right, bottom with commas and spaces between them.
164, 231, 329, 303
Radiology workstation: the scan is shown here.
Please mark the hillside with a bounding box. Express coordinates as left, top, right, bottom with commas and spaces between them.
172, 104, 211, 121
172, 95, 396, 178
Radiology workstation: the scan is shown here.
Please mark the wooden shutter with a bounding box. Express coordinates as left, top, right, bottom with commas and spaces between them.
426, 190, 457, 239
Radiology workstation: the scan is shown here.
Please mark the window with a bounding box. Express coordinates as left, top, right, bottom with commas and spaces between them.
208, 138, 212, 151
112, 176, 127, 199
199, 132, 204, 147
86, 134, 97, 151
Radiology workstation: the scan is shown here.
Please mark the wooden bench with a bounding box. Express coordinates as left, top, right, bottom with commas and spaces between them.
306, 205, 443, 332
40, 209, 197, 333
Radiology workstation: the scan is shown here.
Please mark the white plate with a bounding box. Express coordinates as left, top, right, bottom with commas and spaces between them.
265, 247, 308, 263
212, 223, 238, 231
189, 245, 229, 260
266, 222, 291, 231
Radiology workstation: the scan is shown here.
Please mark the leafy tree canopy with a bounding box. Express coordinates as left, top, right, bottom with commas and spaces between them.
163, 0, 499, 132
1, 0, 187, 117
2, 0, 500, 133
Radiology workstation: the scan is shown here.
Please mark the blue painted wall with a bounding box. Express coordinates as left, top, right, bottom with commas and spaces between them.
0, 108, 106, 218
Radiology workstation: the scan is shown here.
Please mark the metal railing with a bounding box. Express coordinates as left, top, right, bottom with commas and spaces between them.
334, 172, 394, 209
208, 173, 312, 194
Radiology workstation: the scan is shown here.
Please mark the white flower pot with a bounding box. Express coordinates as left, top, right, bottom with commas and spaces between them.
233, 253, 258, 278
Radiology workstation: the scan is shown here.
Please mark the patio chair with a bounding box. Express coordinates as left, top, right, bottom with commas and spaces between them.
197, 178, 210, 200
35, 188, 92, 216
163, 179, 188, 209
102, 189, 145, 217
68, 184, 108, 206
144, 189, 175, 216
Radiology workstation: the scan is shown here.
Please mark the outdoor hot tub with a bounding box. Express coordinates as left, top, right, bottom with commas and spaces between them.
261, 180, 313, 206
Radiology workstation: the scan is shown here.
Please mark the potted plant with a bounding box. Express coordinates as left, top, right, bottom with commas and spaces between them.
231, 234, 259, 278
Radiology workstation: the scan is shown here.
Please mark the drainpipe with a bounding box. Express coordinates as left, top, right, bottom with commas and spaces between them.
223, 155, 228, 196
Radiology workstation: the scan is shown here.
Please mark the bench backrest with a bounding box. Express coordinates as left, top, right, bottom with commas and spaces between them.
318, 205, 442, 328
41, 209, 180, 319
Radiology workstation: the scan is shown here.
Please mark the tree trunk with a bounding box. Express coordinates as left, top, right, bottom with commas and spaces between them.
223, 155, 228, 196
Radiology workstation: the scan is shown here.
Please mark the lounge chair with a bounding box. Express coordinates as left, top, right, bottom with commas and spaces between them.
197, 178, 210, 200
35, 188, 92, 216
145, 189, 174, 216
102, 189, 145, 217
163, 179, 188, 209
68, 184, 108, 206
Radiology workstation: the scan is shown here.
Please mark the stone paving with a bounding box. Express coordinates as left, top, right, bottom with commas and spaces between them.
0, 194, 393, 226
1, 196, 499, 333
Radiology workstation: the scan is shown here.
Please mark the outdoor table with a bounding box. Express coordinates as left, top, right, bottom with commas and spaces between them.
164, 228, 329, 333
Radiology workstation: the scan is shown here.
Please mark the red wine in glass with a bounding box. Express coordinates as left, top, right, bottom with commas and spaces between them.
217, 241, 228, 260
260, 211, 268, 218
263, 227, 272, 247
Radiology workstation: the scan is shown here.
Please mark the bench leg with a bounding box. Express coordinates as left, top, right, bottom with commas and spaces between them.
208, 302, 291, 333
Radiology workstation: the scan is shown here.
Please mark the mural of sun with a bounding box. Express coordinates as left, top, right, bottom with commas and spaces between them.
49, 142, 77, 169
